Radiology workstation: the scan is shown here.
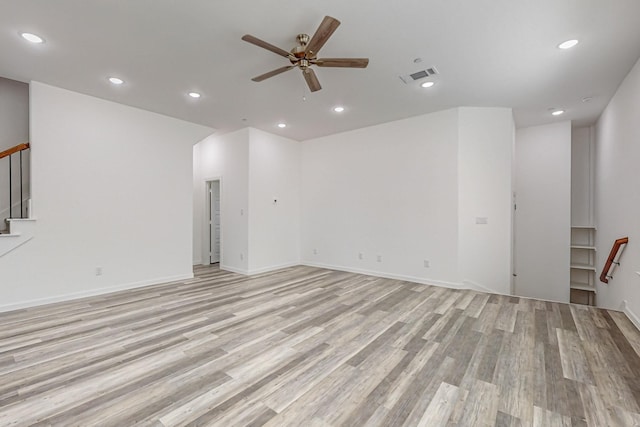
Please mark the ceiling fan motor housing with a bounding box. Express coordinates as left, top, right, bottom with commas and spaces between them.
292, 34, 311, 59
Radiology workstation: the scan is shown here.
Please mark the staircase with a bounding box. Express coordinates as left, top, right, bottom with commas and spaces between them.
0, 142, 34, 256
0, 218, 36, 256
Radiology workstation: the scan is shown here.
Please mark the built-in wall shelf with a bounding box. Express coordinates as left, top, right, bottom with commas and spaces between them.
570, 282, 597, 293
571, 264, 597, 271
570, 225, 597, 306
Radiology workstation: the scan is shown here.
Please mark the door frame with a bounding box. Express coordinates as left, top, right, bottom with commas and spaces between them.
203, 177, 222, 266
511, 190, 517, 295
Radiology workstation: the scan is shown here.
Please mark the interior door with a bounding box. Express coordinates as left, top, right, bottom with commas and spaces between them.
209, 180, 221, 264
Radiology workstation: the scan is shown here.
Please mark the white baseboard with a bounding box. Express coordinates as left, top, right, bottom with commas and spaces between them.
246, 262, 300, 276
0, 272, 194, 313
0, 262, 516, 314
220, 264, 249, 275
192, 258, 202, 266
301, 261, 464, 290
219, 262, 300, 276
461, 279, 510, 296
622, 300, 640, 331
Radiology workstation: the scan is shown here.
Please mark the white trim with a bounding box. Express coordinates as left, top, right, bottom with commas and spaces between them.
192, 258, 202, 266
622, 300, 640, 331
461, 279, 509, 295
301, 261, 464, 290
0, 197, 31, 222
226, 260, 510, 295
0, 218, 36, 257
220, 264, 249, 275
220, 262, 300, 276
0, 235, 33, 257
0, 272, 194, 313
461, 280, 574, 304
246, 262, 300, 276
588, 125, 595, 226
202, 177, 223, 267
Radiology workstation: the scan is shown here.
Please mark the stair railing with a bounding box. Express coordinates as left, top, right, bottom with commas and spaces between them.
600, 237, 629, 283
1, 142, 30, 219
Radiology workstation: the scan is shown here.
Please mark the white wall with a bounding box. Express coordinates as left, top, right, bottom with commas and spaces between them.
300, 108, 514, 291
195, 129, 250, 273
301, 109, 460, 286
458, 107, 514, 294
0, 77, 28, 150
248, 128, 300, 273
192, 144, 203, 264
515, 122, 571, 302
0, 77, 30, 224
0, 82, 213, 312
571, 126, 594, 226
193, 128, 300, 274
595, 56, 640, 322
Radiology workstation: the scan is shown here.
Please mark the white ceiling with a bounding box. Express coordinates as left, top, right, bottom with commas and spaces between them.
2, 0, 640, 141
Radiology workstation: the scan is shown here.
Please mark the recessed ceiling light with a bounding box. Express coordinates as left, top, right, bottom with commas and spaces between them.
108, 77, 124, 85
20, 32, 44, 44
333, 106, 345, 113
188, 92, 201, 98
277, 123, 287, 128
552, 110, 565, 116
558, 39, 579, 49
421, 81, 435, 88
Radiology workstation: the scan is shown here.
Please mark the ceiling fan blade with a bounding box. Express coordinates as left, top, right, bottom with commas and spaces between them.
314, 58, 369, 68
242, 34, 292, 58
251, 65, 295, 82
303, 68, 322, 92
305, 16, 341, 56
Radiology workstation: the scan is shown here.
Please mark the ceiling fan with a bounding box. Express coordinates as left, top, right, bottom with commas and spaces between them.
241, 16, 369, 92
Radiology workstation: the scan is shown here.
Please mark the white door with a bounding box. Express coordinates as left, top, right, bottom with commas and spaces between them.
208, 181, 221, 264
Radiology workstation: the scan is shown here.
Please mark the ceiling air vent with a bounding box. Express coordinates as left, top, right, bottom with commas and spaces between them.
399, 66, 439, 84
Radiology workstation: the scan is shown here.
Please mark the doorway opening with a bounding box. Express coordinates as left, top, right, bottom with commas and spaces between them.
207, 180, 221, 264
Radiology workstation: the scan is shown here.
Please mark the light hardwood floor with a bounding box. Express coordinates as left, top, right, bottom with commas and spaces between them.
1, 265, 640, 426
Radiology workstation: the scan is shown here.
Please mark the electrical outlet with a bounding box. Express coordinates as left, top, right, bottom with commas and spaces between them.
240, 253, 244, 261
358, 252, 363, 260
95, 267, 103, 276
313, 248, 318, 255
377, 255, 382, 262
424, 260, 430, 268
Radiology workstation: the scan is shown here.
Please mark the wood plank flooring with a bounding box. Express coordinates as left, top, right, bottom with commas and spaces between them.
1, 265, 640, 426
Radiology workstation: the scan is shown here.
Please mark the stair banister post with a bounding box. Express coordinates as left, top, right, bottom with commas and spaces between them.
19, 150, 23, 218
8, 154, 12, 219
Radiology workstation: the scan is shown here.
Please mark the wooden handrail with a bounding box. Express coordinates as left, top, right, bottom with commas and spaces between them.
0, 143, 30, 160
600, 237, 629, 283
